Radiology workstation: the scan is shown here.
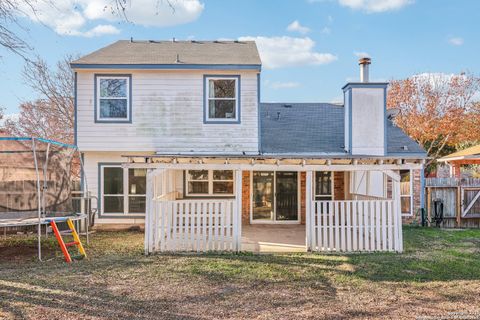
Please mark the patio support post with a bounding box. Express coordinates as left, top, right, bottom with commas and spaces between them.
234, 170, 243, 252
392, 173, 403, 253
145, 168, 154, 255
305, 170, 313, 251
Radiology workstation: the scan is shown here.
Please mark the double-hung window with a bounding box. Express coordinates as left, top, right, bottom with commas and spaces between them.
96, 75, 131, 122
101, 165, 146, 215
204, 76, 240, 123
314, 171, 334, 201
186, 170, 234, 196
400, 170, 413, 216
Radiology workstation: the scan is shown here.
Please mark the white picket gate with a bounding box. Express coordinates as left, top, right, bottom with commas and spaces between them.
148, 199, 240, 252
309, 200, 402, 252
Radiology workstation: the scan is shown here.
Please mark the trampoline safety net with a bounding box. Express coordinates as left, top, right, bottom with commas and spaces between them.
0, 137, 82, 223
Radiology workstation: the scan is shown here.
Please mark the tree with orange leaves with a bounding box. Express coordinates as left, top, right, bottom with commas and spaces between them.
387, 73, 480, 170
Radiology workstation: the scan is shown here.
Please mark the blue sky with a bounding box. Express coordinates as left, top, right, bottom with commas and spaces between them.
0, 0, 478, 116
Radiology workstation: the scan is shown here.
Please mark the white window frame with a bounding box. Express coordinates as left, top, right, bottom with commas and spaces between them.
96, 75, 131, 122
185, 170, 235, 197
204, 76, 239, 123
400, 169, 414, 217
314, 171, 335, 201
101, 165, 146, 216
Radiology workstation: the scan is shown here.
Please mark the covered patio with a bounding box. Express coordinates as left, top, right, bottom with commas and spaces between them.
242, 224, 306, 253
124, 155, 423, 254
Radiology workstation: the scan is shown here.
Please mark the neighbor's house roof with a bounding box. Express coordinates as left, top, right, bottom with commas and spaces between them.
70, 40, 261, 70
438, 144, 480, 162
260, 103, 426, 157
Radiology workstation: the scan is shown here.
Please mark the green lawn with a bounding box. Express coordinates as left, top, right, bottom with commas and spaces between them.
1, 226, 479, 319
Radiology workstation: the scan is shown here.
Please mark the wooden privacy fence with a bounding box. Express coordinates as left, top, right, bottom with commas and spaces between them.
309, 200, 402, 252
425, 177, 480, 228
147, 199, 240, 253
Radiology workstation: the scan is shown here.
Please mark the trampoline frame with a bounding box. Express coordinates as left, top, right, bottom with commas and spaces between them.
0, 137, 90, 261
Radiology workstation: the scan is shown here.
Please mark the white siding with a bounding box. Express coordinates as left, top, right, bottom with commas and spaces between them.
350, 87, 385, 156
83, 151, 149, 225
76, 69, 259, 153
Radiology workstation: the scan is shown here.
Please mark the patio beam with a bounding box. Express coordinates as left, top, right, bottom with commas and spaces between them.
124, 162, 423, 171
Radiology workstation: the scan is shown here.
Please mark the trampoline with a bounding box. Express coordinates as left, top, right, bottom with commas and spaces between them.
0, 136, 91, 261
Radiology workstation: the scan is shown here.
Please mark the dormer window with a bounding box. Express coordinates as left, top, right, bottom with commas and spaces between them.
95, 74, 132, 123
204, 75, 240, 123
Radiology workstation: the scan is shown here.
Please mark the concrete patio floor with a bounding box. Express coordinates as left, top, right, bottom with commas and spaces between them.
241, 224, 307, 253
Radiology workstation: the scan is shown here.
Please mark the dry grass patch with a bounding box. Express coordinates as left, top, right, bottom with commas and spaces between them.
1, 227, 480, 319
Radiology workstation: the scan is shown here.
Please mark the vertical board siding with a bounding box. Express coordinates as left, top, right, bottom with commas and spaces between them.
149, 199, 237, 253
311, 200, 401, 252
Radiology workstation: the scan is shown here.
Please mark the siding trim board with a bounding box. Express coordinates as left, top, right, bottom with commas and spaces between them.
257, 73, 262, 153
72, 63, 262, 71
203, 74, 241, 124
94, 74, 133, 124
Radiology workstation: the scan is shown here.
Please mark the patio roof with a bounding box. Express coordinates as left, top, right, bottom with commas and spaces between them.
438, 144, 480, 162
123, 154, 423, 172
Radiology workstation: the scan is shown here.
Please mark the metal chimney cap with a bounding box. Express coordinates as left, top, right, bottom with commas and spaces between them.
358, 57, 371, 65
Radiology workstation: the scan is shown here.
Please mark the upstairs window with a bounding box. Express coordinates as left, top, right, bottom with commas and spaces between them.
204, 76, 240, 123
95, 75, 131, 122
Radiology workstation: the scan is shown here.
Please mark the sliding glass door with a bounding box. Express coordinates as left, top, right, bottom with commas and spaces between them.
252, 171, 299, 222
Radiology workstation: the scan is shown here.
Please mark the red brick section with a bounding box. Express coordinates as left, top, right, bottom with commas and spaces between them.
300, 172, 306, 224
403, 169, 422, 224
241, 171, 250, 225
333, 172, 345, 200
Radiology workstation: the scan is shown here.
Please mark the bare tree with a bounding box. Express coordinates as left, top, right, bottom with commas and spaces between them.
4, 55, 75, 143
0, 0, 37, 58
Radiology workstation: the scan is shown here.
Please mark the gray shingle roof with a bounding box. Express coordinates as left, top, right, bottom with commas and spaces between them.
260, 103, 426, 157
71, 40, 261, 66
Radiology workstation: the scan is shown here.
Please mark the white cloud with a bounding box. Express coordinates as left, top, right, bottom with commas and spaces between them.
239, 36, 337, 69
338, 0, 413, 13
286, 20, 310, 34
268, 81, 301, 89
83, 0, 204, 27
18, 0, 204, 37
80, 24, 121, 37
354, 51, 371, 58
448, 37, 464, 46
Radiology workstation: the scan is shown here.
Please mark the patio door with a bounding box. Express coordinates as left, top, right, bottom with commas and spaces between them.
252, 171, 299, 223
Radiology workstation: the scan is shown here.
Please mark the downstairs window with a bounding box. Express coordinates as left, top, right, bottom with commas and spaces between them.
101, 165, 146, 215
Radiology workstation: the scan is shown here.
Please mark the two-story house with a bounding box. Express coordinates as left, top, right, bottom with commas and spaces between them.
71, 40, 426, 253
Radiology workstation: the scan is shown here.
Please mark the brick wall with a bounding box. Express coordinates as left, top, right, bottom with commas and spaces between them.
403, 169, 422, 224
334, 172, 345, 200
300, 172, 306, 224
242, 171, 250, 225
